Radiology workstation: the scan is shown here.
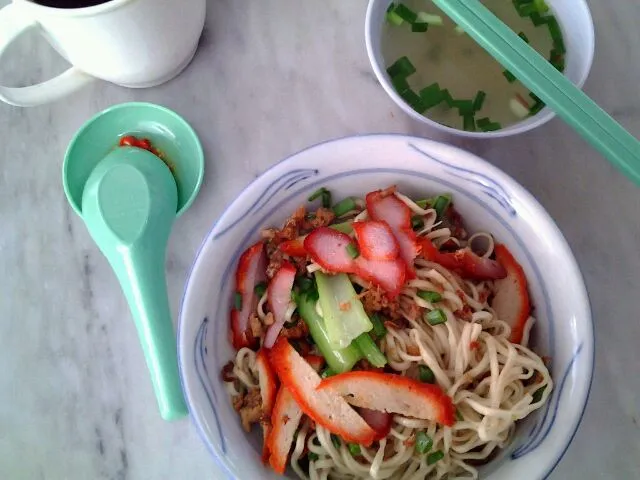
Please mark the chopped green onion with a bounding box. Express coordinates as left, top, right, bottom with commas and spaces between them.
346, 243, 360, 259
331, 434, 341, 449
392, 75, 410, 94
393, 3, 418, 23
482, 122, 502, 132
476, 117, 491, 128
532, 385, 547, 403
456, 409, 464, 421
552, 58, 564, 72
386, 56, 416, 78
386, 13, 404, 26
503, 70, 517, 83
371, 313, 387, 338
411, 22, 429, 32
534, 0, 549, 13
510, 97, 530, 119
308, 452, 319, 461
550, 49, 565, 72
322, 190, 332, 208
529, 93, 546, 114
415, 431, 433, 454
427, 450, 445, 465
513, 0, 539, 16
330, 221, 354, 234
411, 215, 424, 230
440, 89, 455, 107
432, 194, 451, 218
547, 17, 565, 53
254, 282, 267, 298
529, 12, 548, 26
332, 197, 357, 217
400, 88, 427, 113
234, 292, 242, 310
416, 11, 443, 25
452, 99, 474, 115
472, 90, 486, 111
308, 187, 328, 202
348, 443, 362, 456
425, 308, 447, 326
418, 365, 436, 384
417, 290, 442, 303
476, 117, 502, 132
529, 100, 545, 115
454, 25, 465, 35
386, 3, 405, 26
518, 31, 530, 43
418, 82, 444, 109
463, 114, 476, 132
321, 367, 335, 378
550, 46, 564, 59
515, 3, 537, 17
354, 333, 387, 368
415, 193, 452, 213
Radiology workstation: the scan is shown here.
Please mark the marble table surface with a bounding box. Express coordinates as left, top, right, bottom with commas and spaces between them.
1, 0, 639, 479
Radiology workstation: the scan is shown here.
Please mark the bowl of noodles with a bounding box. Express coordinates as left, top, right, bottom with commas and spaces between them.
177, 134, 593, 480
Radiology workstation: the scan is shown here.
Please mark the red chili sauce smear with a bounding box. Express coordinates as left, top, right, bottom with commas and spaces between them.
118, 135, 175, 173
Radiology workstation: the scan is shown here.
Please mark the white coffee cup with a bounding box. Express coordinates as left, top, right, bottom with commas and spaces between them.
0, 0, 206, 107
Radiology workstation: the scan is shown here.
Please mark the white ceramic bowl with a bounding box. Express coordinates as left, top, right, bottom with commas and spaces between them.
365, 0, 595, 138
178, 135, 593, 479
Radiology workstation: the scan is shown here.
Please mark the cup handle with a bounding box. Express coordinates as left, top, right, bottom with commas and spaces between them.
0, 3, 95, 107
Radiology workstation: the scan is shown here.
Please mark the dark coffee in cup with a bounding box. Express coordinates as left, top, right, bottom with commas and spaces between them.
32, 0, 111, 8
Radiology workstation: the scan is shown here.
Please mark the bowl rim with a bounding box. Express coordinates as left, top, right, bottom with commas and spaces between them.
363, 0, 596, 138
177, 133, 594, 479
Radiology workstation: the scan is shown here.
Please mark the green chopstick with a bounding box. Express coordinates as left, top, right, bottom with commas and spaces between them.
431, 0, 640, 186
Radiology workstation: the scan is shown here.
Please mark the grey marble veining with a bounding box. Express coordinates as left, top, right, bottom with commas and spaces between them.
0, 0, 639, 479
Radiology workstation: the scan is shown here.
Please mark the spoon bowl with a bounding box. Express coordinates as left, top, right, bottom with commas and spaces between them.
63, 101, 204, 217
81, 146, 185, 420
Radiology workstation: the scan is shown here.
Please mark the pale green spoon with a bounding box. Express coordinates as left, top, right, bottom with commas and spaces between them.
63, 102, 204, 421
81, 147, 186, 420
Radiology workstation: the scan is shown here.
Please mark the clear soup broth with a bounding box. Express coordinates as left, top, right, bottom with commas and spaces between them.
382, 0, 566, 132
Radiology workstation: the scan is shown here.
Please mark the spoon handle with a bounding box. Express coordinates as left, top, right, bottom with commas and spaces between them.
432, 0, 640, 185
113, 242, 189, 420
81, 149, 189, 421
